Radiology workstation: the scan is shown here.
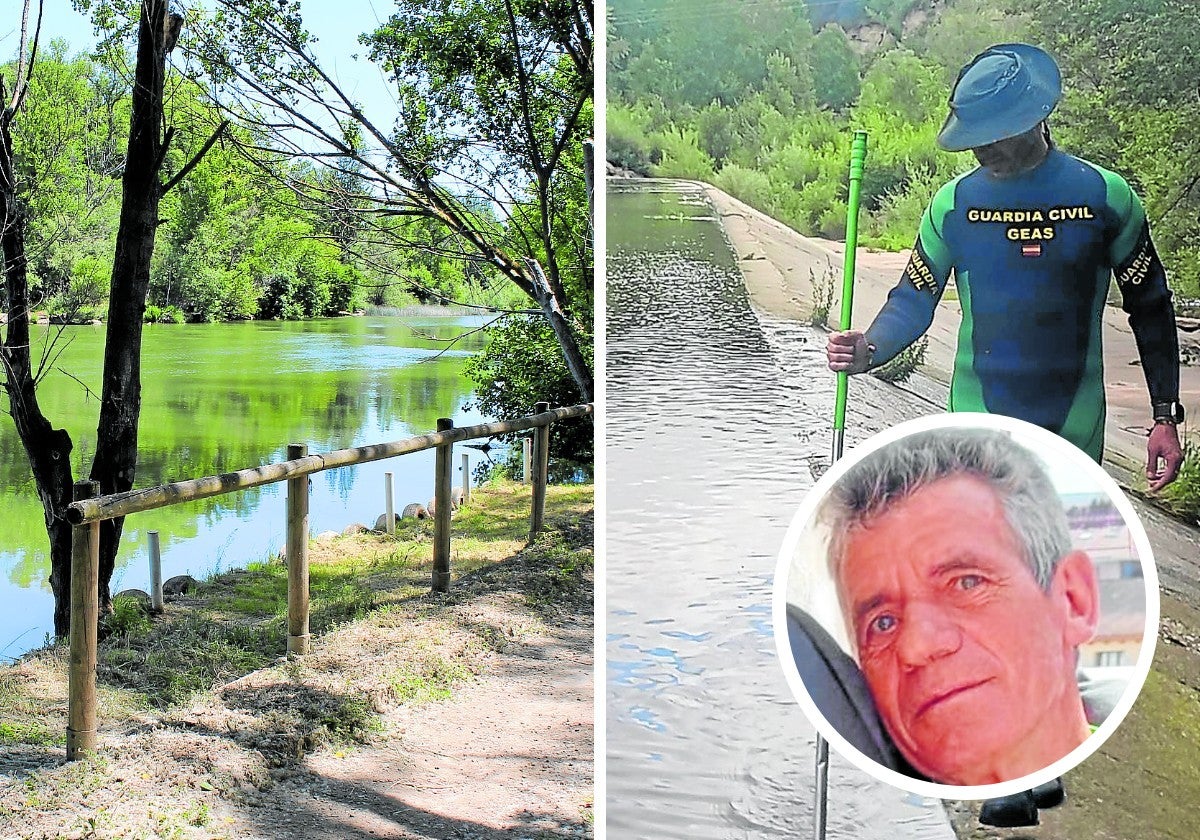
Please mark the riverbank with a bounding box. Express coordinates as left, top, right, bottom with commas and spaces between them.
0, 482, 593, 839
697, 179, 1200, 839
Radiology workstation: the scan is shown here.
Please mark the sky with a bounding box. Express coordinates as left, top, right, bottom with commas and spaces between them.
2, 0, 403, 124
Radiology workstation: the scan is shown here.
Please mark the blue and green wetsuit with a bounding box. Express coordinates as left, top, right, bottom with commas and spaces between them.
864, 149, 1180, 461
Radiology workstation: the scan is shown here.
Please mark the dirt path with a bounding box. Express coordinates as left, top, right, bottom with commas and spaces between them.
0, 508, 594, 840
212, 617, 592, 840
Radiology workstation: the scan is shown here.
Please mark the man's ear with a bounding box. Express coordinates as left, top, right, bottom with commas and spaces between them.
1051, 550, 1100, 646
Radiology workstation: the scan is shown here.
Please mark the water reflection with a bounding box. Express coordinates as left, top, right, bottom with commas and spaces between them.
0, 316, 488, 658
605, 181, 954, 839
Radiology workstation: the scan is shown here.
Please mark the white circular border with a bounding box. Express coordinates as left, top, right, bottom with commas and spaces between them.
771, 413, 1160, 800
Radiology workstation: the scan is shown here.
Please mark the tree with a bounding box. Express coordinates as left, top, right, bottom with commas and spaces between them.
8, 41, 126, 320
1024, 0, 1200, 296
190, 0, 594, 402
810, 25, 860, 110
3, 0, 226, 635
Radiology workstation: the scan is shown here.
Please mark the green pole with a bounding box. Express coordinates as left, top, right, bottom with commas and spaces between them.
831, 130, 868, 463
816, 129, 867, 840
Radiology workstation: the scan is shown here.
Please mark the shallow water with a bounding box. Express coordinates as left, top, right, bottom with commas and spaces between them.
604, 180, 955, 838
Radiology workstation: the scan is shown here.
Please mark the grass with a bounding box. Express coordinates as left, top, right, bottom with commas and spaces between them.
1161, 438, 1200, 520
0, 480, 593, 747
389, 652, 475, 703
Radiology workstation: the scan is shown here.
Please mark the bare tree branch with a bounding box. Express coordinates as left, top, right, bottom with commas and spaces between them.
161, 118, 229, 194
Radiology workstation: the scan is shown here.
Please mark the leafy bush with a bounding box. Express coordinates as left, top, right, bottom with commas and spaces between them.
649, 127, 715, 180
713, 164, 774, 212
143, 304, 185, 324
465, 314, 593, 474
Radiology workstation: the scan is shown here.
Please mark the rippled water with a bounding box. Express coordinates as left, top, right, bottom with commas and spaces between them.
605, 180, 955, 839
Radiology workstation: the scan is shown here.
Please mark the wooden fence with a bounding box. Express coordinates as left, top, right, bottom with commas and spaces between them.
62, 401, 593, 759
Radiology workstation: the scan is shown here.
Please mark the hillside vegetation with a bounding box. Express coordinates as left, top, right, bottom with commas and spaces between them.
608, 0, 1200, 302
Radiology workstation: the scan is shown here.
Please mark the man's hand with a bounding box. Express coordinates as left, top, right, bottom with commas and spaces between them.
1146, 421, 1184, 492
827, 330, 871, 374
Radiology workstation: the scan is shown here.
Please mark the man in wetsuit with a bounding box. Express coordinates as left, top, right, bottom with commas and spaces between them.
826, 43, 1184, 492
825, 42, 1182, 827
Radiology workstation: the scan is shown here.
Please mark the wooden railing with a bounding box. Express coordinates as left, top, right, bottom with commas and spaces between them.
62, 401, 593, 759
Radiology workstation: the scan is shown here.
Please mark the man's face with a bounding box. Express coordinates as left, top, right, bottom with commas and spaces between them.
837, 474, 1095, 784
972, 126, 1047, 177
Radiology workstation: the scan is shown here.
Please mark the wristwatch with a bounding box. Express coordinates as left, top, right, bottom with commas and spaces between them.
1152, 400, 1184, 424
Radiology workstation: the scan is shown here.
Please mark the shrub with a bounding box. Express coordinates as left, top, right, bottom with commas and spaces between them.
871, 337, 928, 383
649, 127, 715, 180
465, 314, 593, 476
1162, 439, 1200, 519
809, 266, 836, 328
713, 164, 774, 214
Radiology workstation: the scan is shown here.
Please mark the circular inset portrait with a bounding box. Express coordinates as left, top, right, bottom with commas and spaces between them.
772, 414, 1158, 799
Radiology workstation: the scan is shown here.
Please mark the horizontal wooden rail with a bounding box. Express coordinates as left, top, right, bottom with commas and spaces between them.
64, 401, 592, 763
66, 404, 593, 525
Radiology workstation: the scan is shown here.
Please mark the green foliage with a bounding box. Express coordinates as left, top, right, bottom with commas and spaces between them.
810, 26, 860, 110
465, 315, 593, 469
857, 49, 942, 125
865, 0, 925, 35
650, 127, 715, 179
713, 165, 774, 214
871, 337, 928, 383
865, 164, 944, 250
103, 595, 152, 638
1162, 440, 1200, 519
607, 102, 658, 174
143, 304, 185, 324
695, 103, 738, 167
4, 43, 386, 326
809, 267, 836, 327
907, 0, 1032, 82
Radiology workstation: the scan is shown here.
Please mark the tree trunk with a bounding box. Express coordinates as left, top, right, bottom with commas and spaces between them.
2, 80, 79, 637
527, 259, 593, 402
88, 0, 169, 615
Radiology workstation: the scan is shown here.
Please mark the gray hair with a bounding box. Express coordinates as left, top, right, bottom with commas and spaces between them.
822, 428, 1071, 591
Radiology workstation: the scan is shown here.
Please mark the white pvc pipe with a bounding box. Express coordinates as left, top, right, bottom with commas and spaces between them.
384, 471, 395, 535
461, 452, 470, 504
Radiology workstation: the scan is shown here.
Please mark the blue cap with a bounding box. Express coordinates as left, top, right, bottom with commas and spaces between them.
937, 44, 1062, 152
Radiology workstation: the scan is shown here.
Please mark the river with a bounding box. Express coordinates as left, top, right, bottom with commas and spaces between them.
0, 315, 489, 659
605, 179, 954, 838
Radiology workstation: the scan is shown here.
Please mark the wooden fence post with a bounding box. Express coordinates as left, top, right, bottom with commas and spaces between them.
529, 402, 551, 541
286, 443, 310, 655
432, 418, 453, 592
148, 530, 164, 613
67, 480, 100, 761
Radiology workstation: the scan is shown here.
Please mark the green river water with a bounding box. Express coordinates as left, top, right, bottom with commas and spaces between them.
0, 315, 488, 658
